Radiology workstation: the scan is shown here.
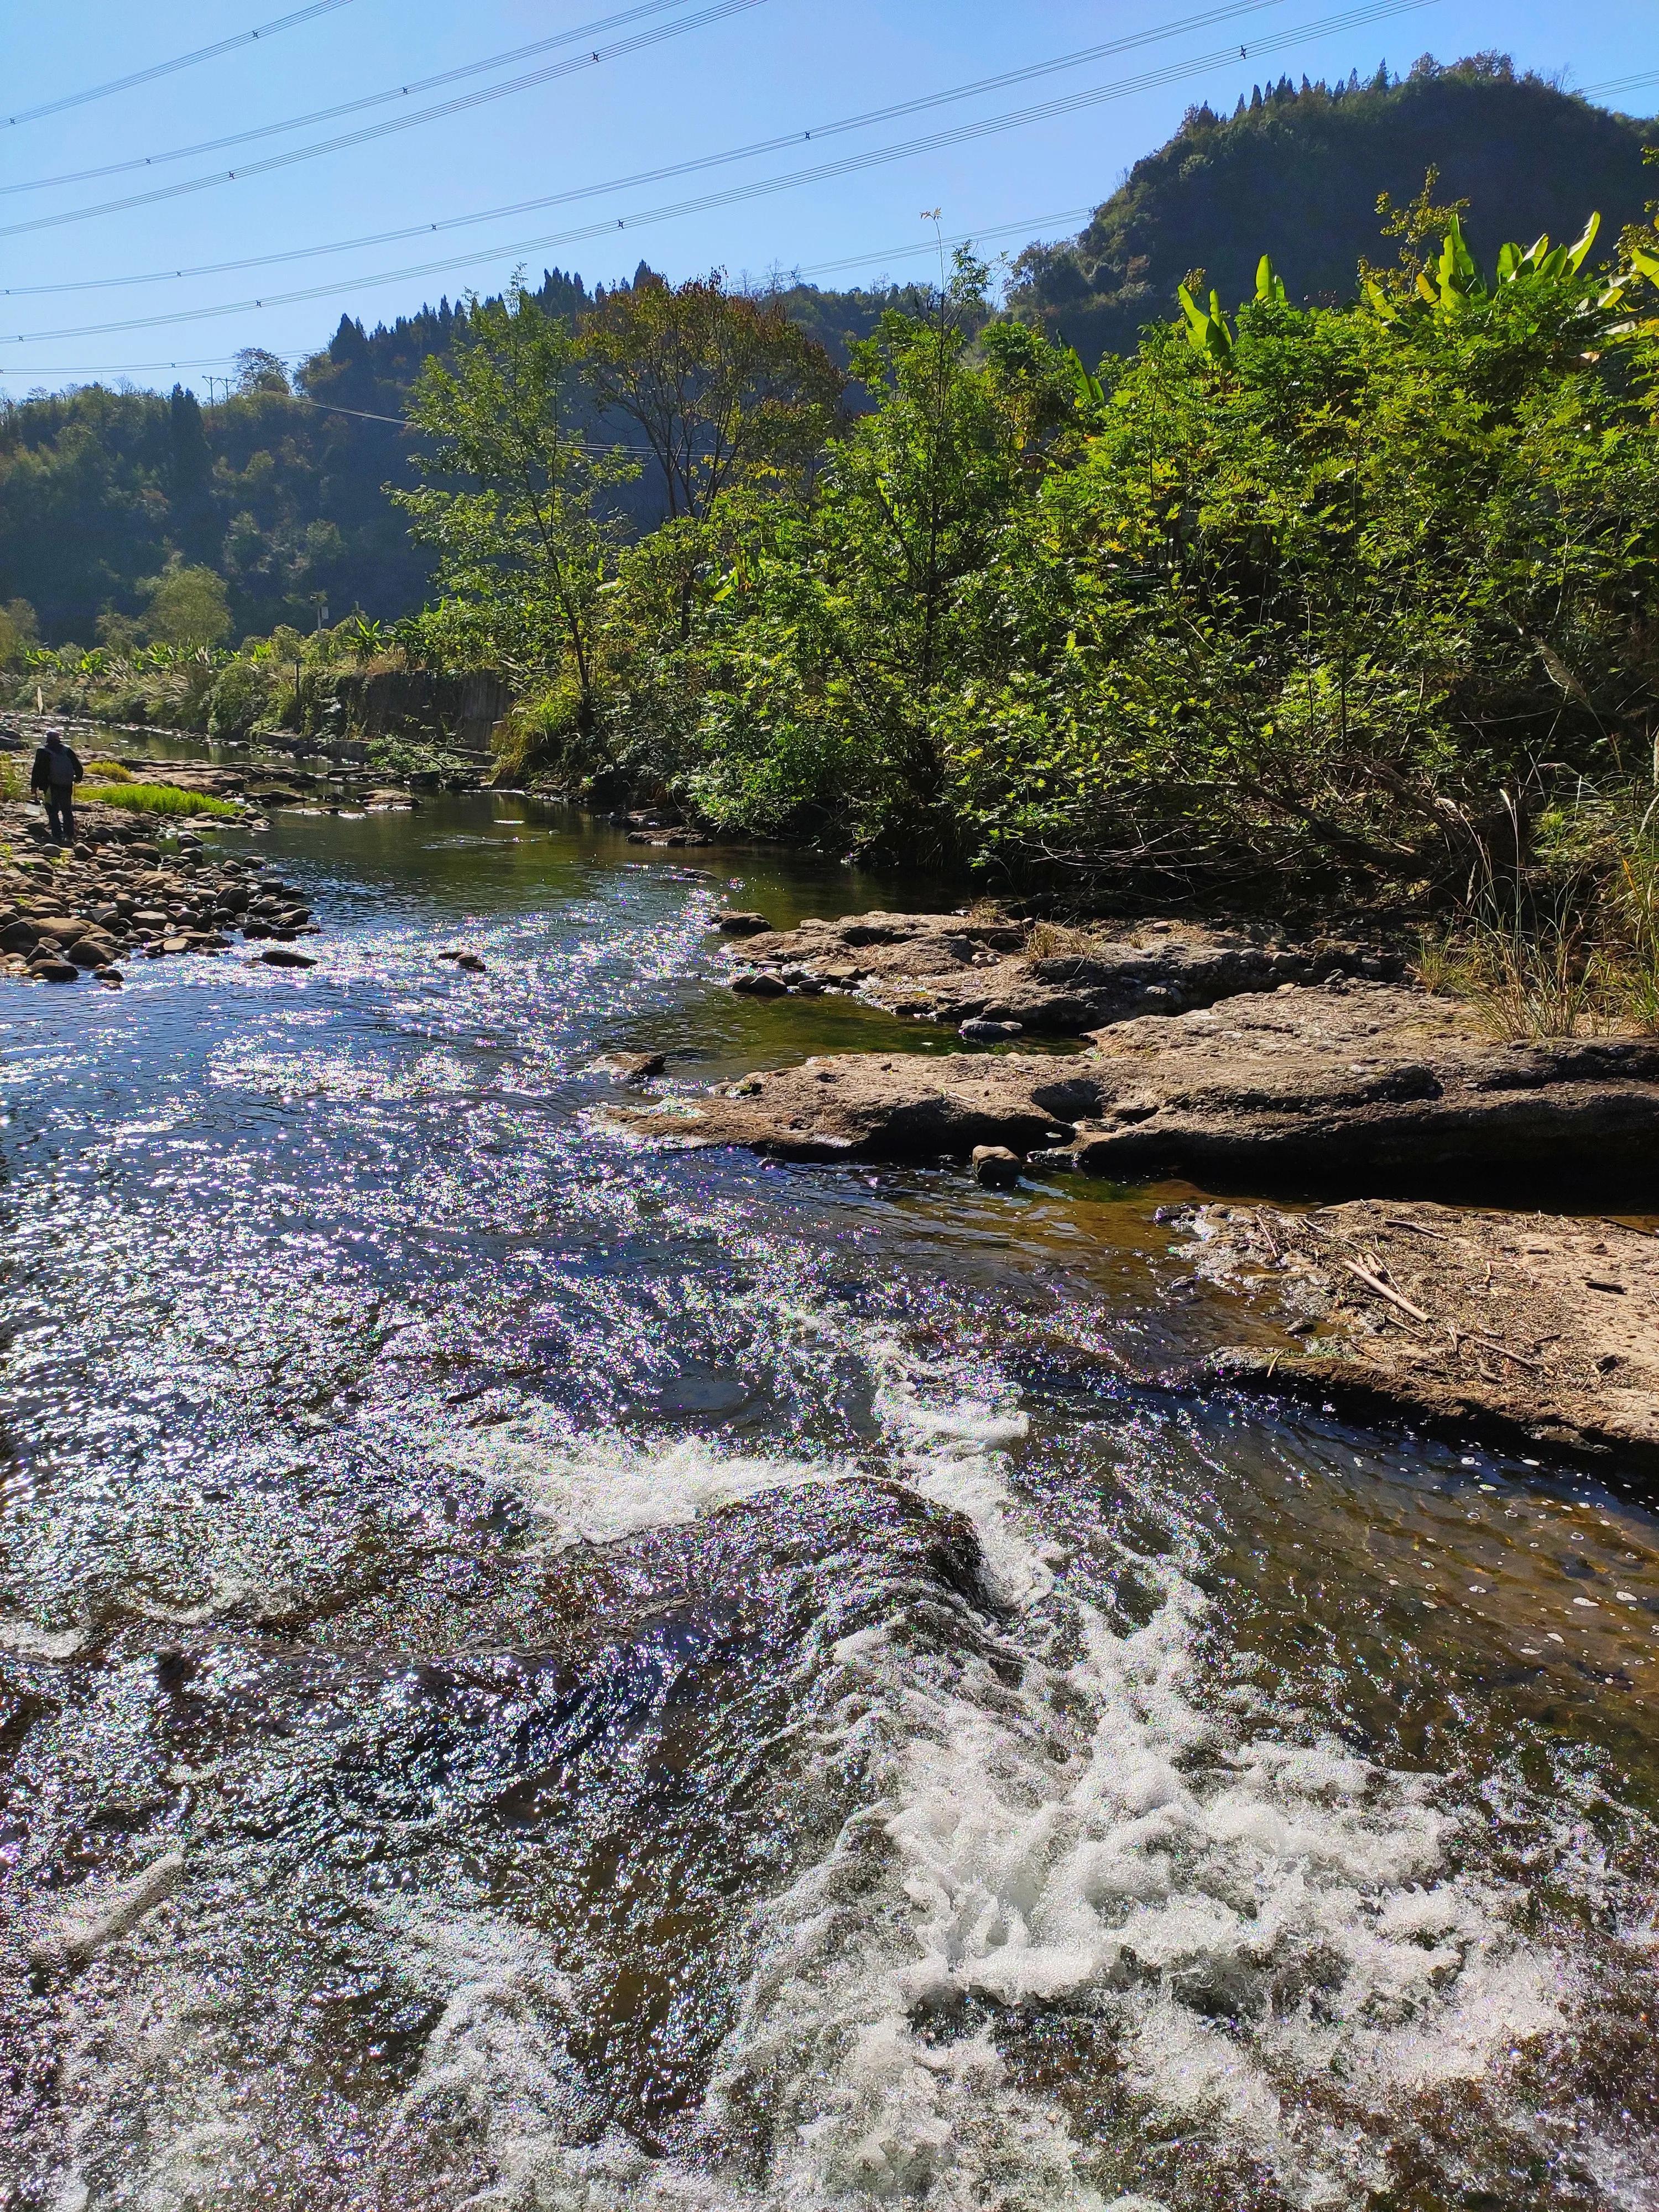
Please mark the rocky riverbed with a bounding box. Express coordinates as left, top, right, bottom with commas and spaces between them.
0, 804, 321, 981
611, 906, 1659, 1473
719, 906, 1406, 1032
617, 972, 1659, 1194
1180, 1198, 1659, 1473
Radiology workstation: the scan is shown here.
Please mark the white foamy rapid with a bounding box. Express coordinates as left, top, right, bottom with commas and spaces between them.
405, 1348, 1567, 2210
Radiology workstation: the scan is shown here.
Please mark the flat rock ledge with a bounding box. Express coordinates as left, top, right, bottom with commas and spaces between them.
1179, 1198, 1659, 1473
719, 909, 1403, 1034
611, 979, 1659, 1196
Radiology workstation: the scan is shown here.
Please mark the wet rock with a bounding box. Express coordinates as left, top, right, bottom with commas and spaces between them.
66, 932, 121, 969
732, 970, 790, 997
28, 957, 79, 983
712, 911, 773, 936
718, 909, 1403, 1035
971, 1145, 1024, 1189
259, 947, 317, 970
1186, 1199, 1659, 1471
30, 1851, 185, 1969
455, 952, 487, 974
608, 981, 1659, 1198
961, 1018, 1024, 1042
592, 1051, 667, 1083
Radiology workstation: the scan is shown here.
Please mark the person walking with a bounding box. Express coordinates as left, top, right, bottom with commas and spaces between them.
30, 728, 84, 844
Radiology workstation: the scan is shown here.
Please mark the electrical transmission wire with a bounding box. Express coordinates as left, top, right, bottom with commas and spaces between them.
1577, 68, 1659, 103
3, 1, 358, 131
1, 0, 726, 199
0, 0, 772, 240
1, 208, 1097, 379
0, 0, 1441, 349
0, 206, 1098, 380
2, 0, 1316, 290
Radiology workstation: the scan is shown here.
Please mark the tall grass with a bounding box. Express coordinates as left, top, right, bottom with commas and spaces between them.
1417, 784, 1659, 1039
82, 781, 239, 818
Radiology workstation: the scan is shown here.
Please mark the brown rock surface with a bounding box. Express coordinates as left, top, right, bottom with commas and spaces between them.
719, 910, 1402, 1034
1180, 1198, 1659, 1470
609, 979, 1659, 1197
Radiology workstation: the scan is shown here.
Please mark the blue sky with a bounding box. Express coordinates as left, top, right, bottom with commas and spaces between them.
1, 0, 1653, 399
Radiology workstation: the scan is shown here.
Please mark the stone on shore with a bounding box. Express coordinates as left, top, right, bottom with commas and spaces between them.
0, 801, 331, 979
1181, 1198, 1659, 1471
591, 1051, 667, 1083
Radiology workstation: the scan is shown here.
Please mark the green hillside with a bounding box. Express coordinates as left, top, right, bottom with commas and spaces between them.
0, 269, 903, 645
1008, 55, 1655, 359
2, 53, 1652, 648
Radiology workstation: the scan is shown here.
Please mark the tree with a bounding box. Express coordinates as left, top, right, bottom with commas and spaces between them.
394, 283, 636, 728
143, 562, 231, 649
580, 270, 843, 523
234, 348, 291, 397
0, 595, 37, 669
682, 250, 1081, 859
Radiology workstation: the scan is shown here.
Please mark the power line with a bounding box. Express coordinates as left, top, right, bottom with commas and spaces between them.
0, 0, 771, 241
3, 1, 358, 131
1577, 68, 1659, 103
0, 0, 721, 200
0, 207, 1095, 382
2, 0, 1314, 294
0, 0, 1441, 349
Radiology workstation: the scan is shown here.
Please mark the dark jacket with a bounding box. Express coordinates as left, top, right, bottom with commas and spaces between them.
30, 740, 83, 793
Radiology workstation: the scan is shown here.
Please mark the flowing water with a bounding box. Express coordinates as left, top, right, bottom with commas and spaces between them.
2, 795, 1657, 2212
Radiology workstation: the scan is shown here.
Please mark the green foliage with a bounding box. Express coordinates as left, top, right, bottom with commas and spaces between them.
142, 562, 231, 649
395, 283, 639, 724
1009, 58, 1655, 363
82, 781, 240, 818
579, 272, 844, 521
577, 207, 1659, 891
0, 595, 36, 669
206, 656, 275, 738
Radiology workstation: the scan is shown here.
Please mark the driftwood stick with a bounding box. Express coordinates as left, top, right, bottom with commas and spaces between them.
1340, 1258, 1431, 1324
1460, 1331, 1545, 1373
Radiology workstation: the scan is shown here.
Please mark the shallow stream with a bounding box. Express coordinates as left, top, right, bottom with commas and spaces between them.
2, 796, 1657, 2211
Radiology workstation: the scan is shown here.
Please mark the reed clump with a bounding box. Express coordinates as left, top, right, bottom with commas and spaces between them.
1417, 785, 1659, 1039
81, 781, 239, 819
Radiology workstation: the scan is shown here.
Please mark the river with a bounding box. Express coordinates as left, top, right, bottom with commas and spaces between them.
2, 794, 1656, 2211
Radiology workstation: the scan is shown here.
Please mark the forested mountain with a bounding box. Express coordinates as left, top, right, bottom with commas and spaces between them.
1008, 54, 1655, 359
0, 266, 902, 643
2, 54, 1652, 645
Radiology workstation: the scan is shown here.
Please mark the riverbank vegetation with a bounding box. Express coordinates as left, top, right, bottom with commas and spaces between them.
398, 184, 1659, 917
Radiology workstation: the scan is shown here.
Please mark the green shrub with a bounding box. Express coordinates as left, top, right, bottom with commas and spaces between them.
206, 658, 274, 738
